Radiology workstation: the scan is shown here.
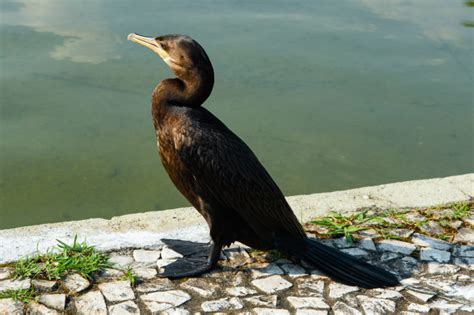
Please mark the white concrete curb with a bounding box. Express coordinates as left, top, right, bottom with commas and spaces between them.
0, 174, 472, 264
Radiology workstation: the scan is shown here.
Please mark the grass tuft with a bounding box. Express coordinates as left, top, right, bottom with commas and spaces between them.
452, 202, 470, 219
0, 288, 37, 303
307, 201, 473, 244
310, 211, 371, 244
12, 235, 109, 280
120, 267, 136, 286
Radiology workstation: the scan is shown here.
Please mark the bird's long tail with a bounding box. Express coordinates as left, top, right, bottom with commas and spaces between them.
290, 238, 399, 288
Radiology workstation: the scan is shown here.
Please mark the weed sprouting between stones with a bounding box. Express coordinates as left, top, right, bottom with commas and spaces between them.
120, 267, 137, 286
307, 201, 473, 244
0, 288, 37, 303
11, 235, 109, 280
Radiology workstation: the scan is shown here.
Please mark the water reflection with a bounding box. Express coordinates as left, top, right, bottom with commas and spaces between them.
359, 0, 472, 47
1, 0, 121, 64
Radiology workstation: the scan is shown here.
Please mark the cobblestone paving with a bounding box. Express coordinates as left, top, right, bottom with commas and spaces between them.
0, 210, 473, 314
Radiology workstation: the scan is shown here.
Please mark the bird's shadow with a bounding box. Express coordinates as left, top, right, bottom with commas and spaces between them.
159, 239, 211, 276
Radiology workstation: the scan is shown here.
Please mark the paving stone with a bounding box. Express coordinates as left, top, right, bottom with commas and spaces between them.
99, 268, 124, 279
133, 249, 161, 263
386, 255, 419, 278
377, 239, 416, 255
420, 221, 444, 235
420, 248, 451, 262
429, 208, 456, 220
226, 286, 258, 296
244, 295, 278, 307
380, 252, 400, 262
407, 303, 430, 312
332, 237, 354, 249
454, 228, 474, 244
447, 283, 474, 301
132, 267, 157, 280
405, 212, 427, 222
357, 229, 380, 238
332, 301, 362, 315
341, 248, 369, 258
453, 245, 474, 257
251, 263, 284, 278
457, 274, 471, 281
357, 295, 396, 314
161, 247, 183, 259
341, 294, 361, 308
449, 220, 463, 229
0, 268, 12, 280
426, 263, 460, 274
108, 300, 140, 315
287, 296, 329, 309
280, 263, 307, 278
454, 257, 474, 270
385, 228, 414, 238
295, 310, 328, 315
405, 289, 435, 302
233, 271, 245, 286
0, 278, 31, 293
429, 299, 463, 313
136, 278, 174, 293
372, 289, 403, 300
223, 247, 252, 267
358, 238, 376, 251
156, 258, 178, 269
400, 277, 421, 287
161, 308, 190, 315
201, 297, 243, 312
109, 255, 134, 268
32, 279, 57, 292
423, 278, 456, 295
140, 290, 191, 312
251, 275, 293, 294
253, 308, 290, 315
296, 277, 325, 296
0, 298, 23, 314
181, 278, 219, 297
63, 273, 89, 293
38, 293, 66, 311
74, 290, 107, 315
411, 233, 452, 250
462, 216, 474, 226
328, 282, 359, 299
29, 301, 59, 314
98, 280, 135, 302
460, 304, 474, 313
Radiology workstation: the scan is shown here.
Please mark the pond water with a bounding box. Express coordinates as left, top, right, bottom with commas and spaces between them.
0, 0, 472, 229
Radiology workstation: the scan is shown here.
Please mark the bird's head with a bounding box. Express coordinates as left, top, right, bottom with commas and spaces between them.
128, 33, 212, 78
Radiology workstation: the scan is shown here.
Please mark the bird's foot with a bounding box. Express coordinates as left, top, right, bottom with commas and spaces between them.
158, 239, 223, 279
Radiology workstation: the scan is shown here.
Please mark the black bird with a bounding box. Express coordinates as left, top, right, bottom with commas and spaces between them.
128, 33, 399, 288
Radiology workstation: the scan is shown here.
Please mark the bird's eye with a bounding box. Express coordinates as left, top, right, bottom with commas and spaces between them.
160, 43, 167, 50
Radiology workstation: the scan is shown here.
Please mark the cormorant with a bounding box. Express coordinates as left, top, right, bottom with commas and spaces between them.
128, 33, 399, 288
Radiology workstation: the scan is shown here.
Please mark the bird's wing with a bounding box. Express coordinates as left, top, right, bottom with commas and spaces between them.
178, 111, 306, 240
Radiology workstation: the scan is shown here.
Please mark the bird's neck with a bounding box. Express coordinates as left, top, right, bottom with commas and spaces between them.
153, 67, 214, 110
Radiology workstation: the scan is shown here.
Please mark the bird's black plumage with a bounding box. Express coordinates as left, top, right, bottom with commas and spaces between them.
128, 33, 399, 288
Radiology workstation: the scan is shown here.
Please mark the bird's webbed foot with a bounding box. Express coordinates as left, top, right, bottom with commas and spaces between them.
158, 240, 222, 279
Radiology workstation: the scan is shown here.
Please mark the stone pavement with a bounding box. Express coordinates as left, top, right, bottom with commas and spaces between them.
1, 234, 473, 314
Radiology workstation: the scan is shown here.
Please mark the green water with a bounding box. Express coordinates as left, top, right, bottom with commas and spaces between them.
0, 0, 472, 229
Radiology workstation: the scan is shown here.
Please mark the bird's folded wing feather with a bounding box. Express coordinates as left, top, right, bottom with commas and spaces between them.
177, 117, 306, 240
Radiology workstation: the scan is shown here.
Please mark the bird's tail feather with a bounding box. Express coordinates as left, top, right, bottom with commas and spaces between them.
292, 238, 399, 288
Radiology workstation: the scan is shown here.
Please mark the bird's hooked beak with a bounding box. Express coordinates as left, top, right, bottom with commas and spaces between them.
128, 33, 172, 65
